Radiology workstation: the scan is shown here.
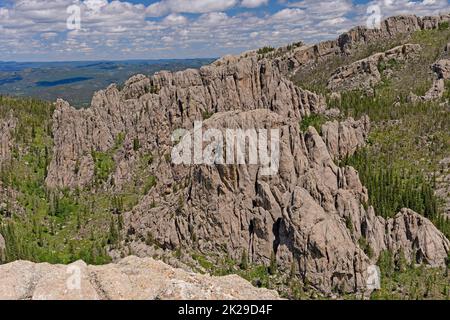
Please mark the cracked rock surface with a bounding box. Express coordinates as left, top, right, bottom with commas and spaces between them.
0, 256, 280, 300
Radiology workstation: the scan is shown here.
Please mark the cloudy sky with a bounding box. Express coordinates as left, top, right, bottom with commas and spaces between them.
0, 0, 449, 61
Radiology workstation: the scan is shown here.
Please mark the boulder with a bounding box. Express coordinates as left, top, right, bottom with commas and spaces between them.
0, 256, 280, 300
433, 59, 450, 80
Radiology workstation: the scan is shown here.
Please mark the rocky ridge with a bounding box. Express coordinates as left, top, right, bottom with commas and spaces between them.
276, 14, 450, 77
0, 256, 279, 300
326, 44, 421, 92
46, 56, 325, 190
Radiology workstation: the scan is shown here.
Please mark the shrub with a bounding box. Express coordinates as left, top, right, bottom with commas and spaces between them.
92, 151, 115, 185
202, 110, 213, 120
240, 250, 249, 270
438, 22, 449, 31
143, 176, 157, 194
257, 46, 275, 55
299, 114, 327, 134
133, 138, 141, 151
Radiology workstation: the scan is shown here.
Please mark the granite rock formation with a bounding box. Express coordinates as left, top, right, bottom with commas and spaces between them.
0, 256, 279, 300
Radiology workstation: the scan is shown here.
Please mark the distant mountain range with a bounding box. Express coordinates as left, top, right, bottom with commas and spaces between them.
0, 59, 215, 107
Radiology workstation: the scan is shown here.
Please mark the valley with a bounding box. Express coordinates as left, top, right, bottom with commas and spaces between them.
0, 59, 215, 107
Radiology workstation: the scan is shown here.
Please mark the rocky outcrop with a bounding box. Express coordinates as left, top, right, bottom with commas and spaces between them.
326, 44, 421, 92
385, 209, 450, 267
423, 79, 445, 101
123, 109, 372, 293
321, 116, 371, 159
363, 208, 450, 267
0, 113, 17, 165
410, 58, 450, 102
278, 14, 450, 77
433, 59, 450, 80
46, 54, 325, 189
0, 256, 279, 300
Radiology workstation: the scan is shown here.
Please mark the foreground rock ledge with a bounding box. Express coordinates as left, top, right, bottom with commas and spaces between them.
0, 256, 279, 300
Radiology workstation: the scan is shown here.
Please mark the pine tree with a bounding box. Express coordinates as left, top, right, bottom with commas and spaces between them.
268, 252, 277, 275
240, 250, 249, 270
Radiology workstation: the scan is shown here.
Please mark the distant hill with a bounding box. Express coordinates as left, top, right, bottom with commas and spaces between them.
0, 59, 215, 107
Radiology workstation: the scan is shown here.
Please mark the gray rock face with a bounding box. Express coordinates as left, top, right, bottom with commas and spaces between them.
0, 256, 279, 300
327, 44, 421, 92
45, 14, 450, 191
124, 110, 372, 293
321, 116, 371, 159
423, 79, 445, 101
385, 209, 450, 267
46, 54, 325, 189
0, 233, 5, 261
0, 113, 17, 165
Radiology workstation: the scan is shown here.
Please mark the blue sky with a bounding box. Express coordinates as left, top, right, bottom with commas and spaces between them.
0, 0, 449, 61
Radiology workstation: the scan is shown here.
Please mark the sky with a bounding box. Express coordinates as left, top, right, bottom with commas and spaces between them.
0, 0, 449, 61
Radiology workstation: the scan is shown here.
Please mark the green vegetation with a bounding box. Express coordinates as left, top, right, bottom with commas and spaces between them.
143, 175, 157, 194
286, 42, 303, 51
0, 96, 147, 265
377, 58, 400, 73
202, 110, 214, 120
341, 149, 439, 220
322, 27, 450, 239
257, 46, 275, 55
358, 237, 374, 259
370, 250, 450, 300
299, 114, 327, 133
92, 151, 115, 185
438, 21, 449, 31
133, 138, 141, 151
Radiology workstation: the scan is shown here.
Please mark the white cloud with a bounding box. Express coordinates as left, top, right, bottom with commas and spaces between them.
163, 13, 188, 25
197, 12, 229, 25
360, 0, 449, 18
272, 8, 305, 21
241, 0, 269, 8
146, 0, 238, 17
84, 0, 108, 12
286, 0, 353, 18
0, 0, 449, 61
